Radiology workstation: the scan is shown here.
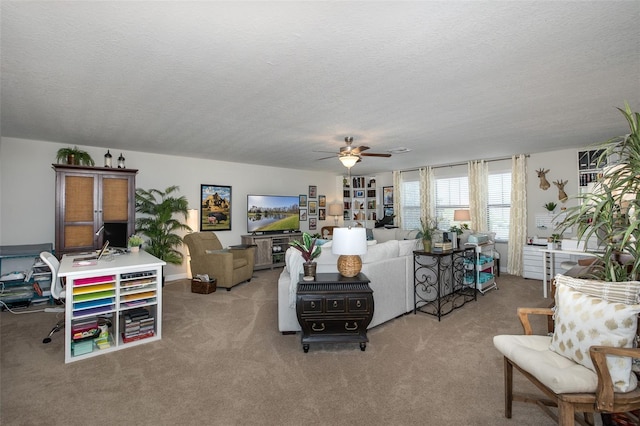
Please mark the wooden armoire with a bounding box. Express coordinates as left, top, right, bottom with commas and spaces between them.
53, 164, 137, 256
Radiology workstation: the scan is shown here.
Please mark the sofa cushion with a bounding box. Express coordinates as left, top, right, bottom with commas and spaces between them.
371, 228, 399, 243
554, 274, 640, 305
361, 240, 398, 264
549, 282, 640, 392
494, 334, 598, 394
399, 239, 420, 257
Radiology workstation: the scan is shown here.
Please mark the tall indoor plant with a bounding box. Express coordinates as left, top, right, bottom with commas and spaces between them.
289, 232, 322, 278
557, 103, 639, 281
135, 185, 192, 266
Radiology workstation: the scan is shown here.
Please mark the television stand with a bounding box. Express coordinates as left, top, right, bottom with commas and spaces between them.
241, 232, 302, 270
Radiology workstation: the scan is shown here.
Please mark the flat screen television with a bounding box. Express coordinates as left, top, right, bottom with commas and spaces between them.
247, 195, 300, 233
103, 222, 129, 249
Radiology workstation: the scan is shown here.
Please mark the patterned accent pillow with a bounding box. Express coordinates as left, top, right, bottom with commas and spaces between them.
550, 283, 640, 392
555, 274, 640, 305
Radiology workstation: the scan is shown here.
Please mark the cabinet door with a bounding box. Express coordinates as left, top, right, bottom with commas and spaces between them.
101, 175, 132, 222
61, 174, 97, 252
253, 238, 272, 267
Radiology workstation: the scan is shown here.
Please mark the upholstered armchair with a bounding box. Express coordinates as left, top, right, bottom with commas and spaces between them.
184, 232, 255, 291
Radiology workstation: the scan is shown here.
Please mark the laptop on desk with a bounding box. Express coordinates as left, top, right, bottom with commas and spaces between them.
73, 241, 110, 263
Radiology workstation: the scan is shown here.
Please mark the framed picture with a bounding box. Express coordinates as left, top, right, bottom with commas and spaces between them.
319, 208, 326, 221
299, 209, 307, 221
309, 201, 317, 215
299, 194, 307, 207
308, 185, 317, 198
383, 186, 394, 206
309, 217, 317, 230
318, 195, 326, 207
200, 184, 232, 231
354, 190, 364, 198
384, 207, 394, 217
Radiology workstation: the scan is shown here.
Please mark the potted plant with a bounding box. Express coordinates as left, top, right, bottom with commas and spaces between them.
557, 102, 639, 281
128, 234, 144, 252
543, 202, 558, 212
135, 186, 192, 271
417, 217, 437, 252
55, 146, 95, 166
548, 233, 561, 250
449, 223, 470, 247
289, 232, 322, 279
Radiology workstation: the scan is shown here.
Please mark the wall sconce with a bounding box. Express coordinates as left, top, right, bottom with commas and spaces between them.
328, 203, 343, 225
332, 227, 367, 277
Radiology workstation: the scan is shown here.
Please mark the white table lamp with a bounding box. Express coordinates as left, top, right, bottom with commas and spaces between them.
332, 227, 367, 277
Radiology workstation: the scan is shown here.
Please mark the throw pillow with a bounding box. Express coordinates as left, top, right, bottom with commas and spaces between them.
554, 274, 640, 305
550, 283, 640, 392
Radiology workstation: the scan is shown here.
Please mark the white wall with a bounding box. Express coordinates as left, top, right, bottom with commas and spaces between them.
0, 137, 340, 279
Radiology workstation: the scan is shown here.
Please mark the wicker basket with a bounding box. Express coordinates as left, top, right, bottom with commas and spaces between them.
191, 278, 217, 294
337, 255, 362, 277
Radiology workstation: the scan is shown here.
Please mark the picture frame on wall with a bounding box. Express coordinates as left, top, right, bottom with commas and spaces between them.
200, 184, 232, 231
383, 186, 394, 206
309, 201, 317, 215
319, 208, 326, 221
299, 194, 307, 207
318, 195, 326, 207
309, 217, 317, 230
308, 185, 317, 198
299, 209, 307, 221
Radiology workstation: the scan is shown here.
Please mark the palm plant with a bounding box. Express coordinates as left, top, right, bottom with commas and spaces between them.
557, 103, 639, 281
135, 185, 192, 265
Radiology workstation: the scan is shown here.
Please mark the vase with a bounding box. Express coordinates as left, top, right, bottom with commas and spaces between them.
303, 262, 317, 278
422, 240, 432, 252
129, 246, 140, 253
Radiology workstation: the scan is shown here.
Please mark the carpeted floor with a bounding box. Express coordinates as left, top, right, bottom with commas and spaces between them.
1, 270, 603, 425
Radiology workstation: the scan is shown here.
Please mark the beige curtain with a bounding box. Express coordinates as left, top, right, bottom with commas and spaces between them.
507, 154, 528, 276
419, 167, 435, 221
393, 170, 402, 228
468, 160, 488, 232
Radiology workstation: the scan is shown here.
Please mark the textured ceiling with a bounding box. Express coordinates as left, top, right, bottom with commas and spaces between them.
2, 1, 639, 175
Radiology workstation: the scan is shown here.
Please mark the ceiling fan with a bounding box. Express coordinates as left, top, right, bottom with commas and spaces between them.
315, 137, 391, 168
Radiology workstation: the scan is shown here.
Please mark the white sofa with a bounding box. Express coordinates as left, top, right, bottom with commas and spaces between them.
278, 228, 419, 333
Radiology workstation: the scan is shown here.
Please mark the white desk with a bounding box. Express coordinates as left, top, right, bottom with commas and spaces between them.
59, 250, 165, 363
540, 248, 600, 298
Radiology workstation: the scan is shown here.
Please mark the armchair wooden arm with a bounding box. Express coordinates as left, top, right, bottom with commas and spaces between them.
590, 346, 640, 412
517, 307, 554, 335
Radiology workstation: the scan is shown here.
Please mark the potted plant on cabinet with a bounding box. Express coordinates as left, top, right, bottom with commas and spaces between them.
127, 234, 144, 252
557, 102, 639, 281
417, 217, 437, 252
55, 146, 95, 166
289, 232, 322, 280
135, 186, 192, 275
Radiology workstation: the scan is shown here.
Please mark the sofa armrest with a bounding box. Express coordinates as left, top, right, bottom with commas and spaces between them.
516, 307, 554, 335
590, 345, 640, 411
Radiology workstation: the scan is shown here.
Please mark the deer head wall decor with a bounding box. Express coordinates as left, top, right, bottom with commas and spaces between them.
536, 168, 551, 190
553, 180, 568, 202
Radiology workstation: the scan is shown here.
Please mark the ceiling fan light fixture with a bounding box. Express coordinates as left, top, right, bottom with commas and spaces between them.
339, 154, 359, 168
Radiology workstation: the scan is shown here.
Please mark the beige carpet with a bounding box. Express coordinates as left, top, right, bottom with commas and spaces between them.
1, 270, 583, 425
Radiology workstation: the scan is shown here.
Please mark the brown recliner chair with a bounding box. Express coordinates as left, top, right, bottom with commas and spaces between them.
184, 232, 255, 291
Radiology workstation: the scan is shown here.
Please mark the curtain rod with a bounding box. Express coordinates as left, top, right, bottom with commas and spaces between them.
397, 154, 530, 173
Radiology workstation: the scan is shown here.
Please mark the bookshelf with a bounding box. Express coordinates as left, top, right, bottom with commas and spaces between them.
342, 176, 378, 227
58, 250, 165, 363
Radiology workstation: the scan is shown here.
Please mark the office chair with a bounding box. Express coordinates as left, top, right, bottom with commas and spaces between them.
40, 251, 64, 344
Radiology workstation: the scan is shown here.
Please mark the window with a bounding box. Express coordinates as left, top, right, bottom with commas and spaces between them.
401, 180, 420, 230
435, 176, 469, 230
487, 172, 511, 241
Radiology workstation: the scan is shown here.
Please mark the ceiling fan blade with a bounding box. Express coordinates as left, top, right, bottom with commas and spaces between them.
315, 155, 337, 161
313, 149, 340, 154
351, 145, 370, 155
361, 152, 391, 158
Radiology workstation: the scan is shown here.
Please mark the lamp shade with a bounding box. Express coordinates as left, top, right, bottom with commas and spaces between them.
339, 154, 359, 169
328, 203, 343, 217
332, 227, 367, 255
453, 209, 471, 221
